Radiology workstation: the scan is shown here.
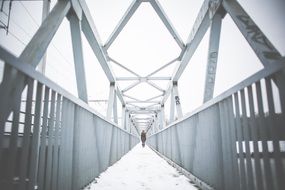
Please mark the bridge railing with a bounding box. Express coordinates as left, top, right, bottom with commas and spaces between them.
148, 60, 285, 190
0, 46, 139, 190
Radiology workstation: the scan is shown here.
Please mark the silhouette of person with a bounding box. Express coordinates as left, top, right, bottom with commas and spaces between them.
141, 130, 146, 147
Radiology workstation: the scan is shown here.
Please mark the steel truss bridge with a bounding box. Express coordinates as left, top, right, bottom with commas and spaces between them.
0, 0, 284, 189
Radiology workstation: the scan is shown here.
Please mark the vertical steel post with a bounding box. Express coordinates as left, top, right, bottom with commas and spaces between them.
203, 12, 222, 103
107, 83, 115, 120
121, 106, 126, 129
160, 105, 165, 129
69, 12, 88, 102
169, 89, 175, 123
113, 92, 118, 123
37, 0, 51, 74
172, 82, 182, 118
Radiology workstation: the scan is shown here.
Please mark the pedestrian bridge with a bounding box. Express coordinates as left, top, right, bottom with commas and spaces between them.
0, 0, 284, 190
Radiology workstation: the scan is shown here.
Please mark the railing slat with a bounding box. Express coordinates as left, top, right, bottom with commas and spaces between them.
19, 78, 34, 190
38, 86, 50, 190
219, 100, 230, 189
51, 94, 62, 190
247, 85, 263, 190
255, 81, 274, 190
45, 90, 56, 190
265, 77, 284, 189
234, 92, 247, 190
240, 89, 254, 189
28, 82, 43, 190
7, 85, 22, 190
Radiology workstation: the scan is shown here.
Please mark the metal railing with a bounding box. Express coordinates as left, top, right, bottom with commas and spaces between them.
148, 61, 285, 190
0, 46, 139, 190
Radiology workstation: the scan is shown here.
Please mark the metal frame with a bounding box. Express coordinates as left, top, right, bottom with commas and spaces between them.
0, 0, 284, 189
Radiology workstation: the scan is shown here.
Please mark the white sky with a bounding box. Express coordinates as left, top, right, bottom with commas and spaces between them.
0, 0, 284, 125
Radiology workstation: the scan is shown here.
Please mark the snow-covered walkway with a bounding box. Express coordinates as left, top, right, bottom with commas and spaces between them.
86, 144, 198, 190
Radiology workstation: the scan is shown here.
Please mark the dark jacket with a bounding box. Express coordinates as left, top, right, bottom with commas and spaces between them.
141, 131, 146, 142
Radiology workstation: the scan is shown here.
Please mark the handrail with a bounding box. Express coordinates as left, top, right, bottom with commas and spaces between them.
0, 45, 137, 137
152, 58, 285, 135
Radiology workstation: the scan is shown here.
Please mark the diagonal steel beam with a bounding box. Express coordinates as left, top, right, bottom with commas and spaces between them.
19, 0, 71, 67
126, 101, 160, 104
122, 80, 141, 93
146, 81, 164, 92
109, 57, 141, 77
149, 0, 185, 49
0, 0, 71, 126
222, 0, 282, 67
146, 57, 179, 77
144, 94, 163, 102
116, 76, 171, 81
172, 0, 212, 81
79, 0, 126, 105
123, 94, 142, 102
80, 0, 115, 82
104, 0, 141, 49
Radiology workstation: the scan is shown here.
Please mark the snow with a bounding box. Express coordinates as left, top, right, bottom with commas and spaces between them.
85, 144, 198, 190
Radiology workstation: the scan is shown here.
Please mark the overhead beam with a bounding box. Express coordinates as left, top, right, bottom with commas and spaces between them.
116, 76, 171, 81
126, 101, 160, 104
149, 0, 185, 49
104, 0, 141, 49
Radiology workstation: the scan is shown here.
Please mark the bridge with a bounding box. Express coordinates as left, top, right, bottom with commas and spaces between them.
0, 0, 284, 189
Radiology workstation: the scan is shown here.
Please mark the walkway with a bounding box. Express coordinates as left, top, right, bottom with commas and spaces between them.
86, 144, 198, 190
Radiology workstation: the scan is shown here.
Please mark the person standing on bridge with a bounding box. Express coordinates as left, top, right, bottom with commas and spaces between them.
141, 130, 146, 147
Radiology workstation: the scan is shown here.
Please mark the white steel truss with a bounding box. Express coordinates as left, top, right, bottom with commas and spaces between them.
0, 0, 284, 135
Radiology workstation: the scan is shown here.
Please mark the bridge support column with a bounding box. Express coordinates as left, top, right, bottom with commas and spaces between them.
121, 106, 126, 129
203, 12, 222, 103
107, 83, 115, 120
173, 82, 182, 118
160, 105, 165, 129
37, 0, 51, 74
113, 92, 118, 123
170, 82, 182, 123
69, 11, 88, 102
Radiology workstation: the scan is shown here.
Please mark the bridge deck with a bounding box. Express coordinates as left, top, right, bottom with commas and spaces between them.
86, 144, 198, 190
